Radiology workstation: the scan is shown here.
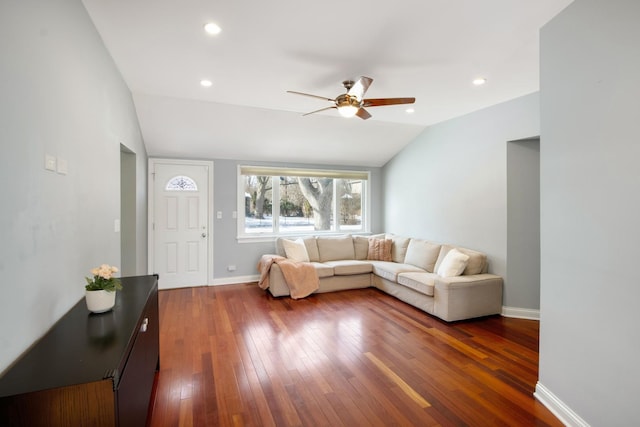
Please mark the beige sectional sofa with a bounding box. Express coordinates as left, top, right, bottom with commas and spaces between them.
262, 234, 503, 322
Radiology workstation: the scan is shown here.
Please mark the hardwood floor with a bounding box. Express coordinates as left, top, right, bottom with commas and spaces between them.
148, 284, 561, 427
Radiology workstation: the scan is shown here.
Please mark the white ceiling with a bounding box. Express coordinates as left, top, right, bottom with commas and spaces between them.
81, 0, 573, 167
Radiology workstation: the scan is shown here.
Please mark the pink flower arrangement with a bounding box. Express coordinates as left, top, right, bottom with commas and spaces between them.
85, 264, 122, 292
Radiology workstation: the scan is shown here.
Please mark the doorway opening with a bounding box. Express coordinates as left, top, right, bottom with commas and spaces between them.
506, 137, 540, 319
120, 145, 136, 276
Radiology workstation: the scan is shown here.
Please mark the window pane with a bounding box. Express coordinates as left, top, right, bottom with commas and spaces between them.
278, 177, 333, 232
244, 175, 273, 233
338, 179, 363, 231
166, 175, 197, 191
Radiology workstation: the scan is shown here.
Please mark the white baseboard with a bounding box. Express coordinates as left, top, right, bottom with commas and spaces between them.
535, 382, 590, 427
501, 306, 540, 320
207, 286, 545, 321
211, 274, 259, 286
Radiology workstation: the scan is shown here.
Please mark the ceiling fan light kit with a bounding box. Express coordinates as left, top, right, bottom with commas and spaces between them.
287, 76, 415, 120
336, 93, 361, 118
338, 105, 359, 118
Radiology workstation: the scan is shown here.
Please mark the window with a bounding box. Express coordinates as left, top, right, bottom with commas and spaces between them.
238, 166, 369, 238
165, 175, 197, 191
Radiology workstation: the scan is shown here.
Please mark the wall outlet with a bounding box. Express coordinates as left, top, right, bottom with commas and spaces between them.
216, 211, 222, 219
227, 265, 236, 272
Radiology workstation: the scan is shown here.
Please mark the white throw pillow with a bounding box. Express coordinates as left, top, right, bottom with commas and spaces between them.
436, 249, 470, 277
281, 238, 310, 262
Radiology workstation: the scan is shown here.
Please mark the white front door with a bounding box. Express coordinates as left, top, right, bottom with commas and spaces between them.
149, 160, 212, 289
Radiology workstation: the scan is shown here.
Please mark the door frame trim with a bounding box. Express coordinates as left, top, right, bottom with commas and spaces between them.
147, 158, 214, 285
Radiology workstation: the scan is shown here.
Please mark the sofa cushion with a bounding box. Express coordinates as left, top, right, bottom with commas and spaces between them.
316, 235, 355, 262
369, 261, 425, 282
397, 272, 436, 296
302, 237, 320, 262
436, 249, 469, 277
323, 260, 373, 275
276, 237, 320, 262
275, 237, 287, 257
281, 238, 310, 262
367, 238, 393, 261
353, 236, 370, 260
404, 239, 441, 272
311, 262, 335, 278
434, 245, 487, 275
385, 234, 411, 263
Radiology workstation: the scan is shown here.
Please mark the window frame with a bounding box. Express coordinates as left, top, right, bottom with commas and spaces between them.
237, 165, 371, 241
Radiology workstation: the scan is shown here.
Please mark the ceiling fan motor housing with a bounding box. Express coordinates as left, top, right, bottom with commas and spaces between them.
336, 93, 361, 109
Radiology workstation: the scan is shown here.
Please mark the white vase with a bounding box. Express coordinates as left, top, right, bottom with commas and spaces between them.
85, 290, 116, 313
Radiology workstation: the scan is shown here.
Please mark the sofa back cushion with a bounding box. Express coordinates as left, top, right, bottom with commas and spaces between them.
434, 244, 487, 275
386, 234, 411, 264
353, 236, 370, 260
275, 238, 287, 257
404, 239, 441, 272
303, 237, 321, 262
316, 235, 355, 262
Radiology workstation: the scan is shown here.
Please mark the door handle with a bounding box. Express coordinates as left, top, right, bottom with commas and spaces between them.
201, 233, 207, 238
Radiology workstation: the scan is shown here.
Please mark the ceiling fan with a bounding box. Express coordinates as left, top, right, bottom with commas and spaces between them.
287, 76, 415, 120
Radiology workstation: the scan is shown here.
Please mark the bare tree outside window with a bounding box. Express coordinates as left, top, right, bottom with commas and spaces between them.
297, 177, 333, 230
254, 176, 271, 219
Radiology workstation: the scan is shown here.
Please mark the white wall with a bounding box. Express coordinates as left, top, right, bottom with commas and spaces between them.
0, 0, 147, 373
538, 1, 640, 425
382, 93, 540, 310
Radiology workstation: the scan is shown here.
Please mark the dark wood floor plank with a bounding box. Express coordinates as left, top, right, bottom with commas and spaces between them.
149, 284, 562, 427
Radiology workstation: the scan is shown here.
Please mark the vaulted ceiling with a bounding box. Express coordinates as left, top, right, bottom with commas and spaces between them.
81, 0, 573, 167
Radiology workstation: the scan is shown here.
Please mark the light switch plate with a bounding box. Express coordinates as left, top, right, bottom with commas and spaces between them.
45, 154, 56, 171
57, 158, 68, 175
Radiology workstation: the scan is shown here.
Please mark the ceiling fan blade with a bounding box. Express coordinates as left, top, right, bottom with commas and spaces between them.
363, 97, 416, 107
347, 76, 373, 100
302, 106, 337, 116
287, 90, 334, 102
356, 108, 371, 120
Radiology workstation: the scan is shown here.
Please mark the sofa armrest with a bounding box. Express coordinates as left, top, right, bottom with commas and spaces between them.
261, 253, 282, 258
433, 274, 503, 322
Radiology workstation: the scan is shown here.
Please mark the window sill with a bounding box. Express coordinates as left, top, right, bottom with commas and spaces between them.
236, 230, 372, 244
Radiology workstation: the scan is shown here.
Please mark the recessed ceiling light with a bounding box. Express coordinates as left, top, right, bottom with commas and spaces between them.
203, 22, 221, 35
473, 77, 487, 86
200, 79, 213, 87
406, 108, 415, 114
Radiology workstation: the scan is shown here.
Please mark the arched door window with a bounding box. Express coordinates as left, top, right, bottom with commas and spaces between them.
165, 175, 198, 191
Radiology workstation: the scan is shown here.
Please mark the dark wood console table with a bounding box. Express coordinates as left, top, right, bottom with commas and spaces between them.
0, 275, 159, 427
